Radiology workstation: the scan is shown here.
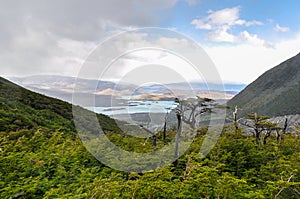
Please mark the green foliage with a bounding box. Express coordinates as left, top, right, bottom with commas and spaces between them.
1, 76, 300, 198
1, 130, 300, 198
0, 77, 122, 134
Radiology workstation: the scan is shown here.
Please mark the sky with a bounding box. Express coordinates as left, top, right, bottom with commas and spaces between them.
1, 0, 300, 84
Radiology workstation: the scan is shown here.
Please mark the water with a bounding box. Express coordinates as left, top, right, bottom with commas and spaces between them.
86, 100, 178, 116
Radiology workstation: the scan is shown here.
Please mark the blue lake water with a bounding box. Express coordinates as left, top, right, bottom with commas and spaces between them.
86, 100, 178, 116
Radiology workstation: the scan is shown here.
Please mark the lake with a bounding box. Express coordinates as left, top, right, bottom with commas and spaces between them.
86, 100, 178, 116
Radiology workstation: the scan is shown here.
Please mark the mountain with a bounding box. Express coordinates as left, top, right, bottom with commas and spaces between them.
1, 76, 300, 198
0, 76, 121, 133
8, 75, 246, 106
228, 52, 300, 117
9, 75, 133, 107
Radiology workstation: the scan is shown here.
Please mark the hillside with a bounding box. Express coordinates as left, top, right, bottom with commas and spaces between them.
228, 52, 300, 117
1, 76, 300, 198
0, 76, 121, 133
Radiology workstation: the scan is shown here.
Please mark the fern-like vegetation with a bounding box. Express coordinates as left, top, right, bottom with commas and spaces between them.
1, 77, 300, 198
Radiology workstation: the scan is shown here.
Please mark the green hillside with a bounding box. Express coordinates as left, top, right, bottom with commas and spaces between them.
228, 53, 300, 117
0, 76, 121, 133
1, 77, 300, 198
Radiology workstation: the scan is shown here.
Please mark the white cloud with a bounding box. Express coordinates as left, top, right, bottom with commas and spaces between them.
237, 31, 274, 48
203, 33, 300, 84
1, 0, 298, 87
207, 26, 235, 42
206, 7, 241, 26
244, 20, 264, 27
274, 24, 290, 32
0, 0, 180, 77
192, 7, 262, 29
191, 6, 269, 47
191, 19, 212, 30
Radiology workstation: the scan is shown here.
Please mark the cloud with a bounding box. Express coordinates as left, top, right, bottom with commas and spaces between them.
192, 7, 262, 29
203, 33, 300, 83
237, 31, 274, 48
274, 24, 290, 32
244, 20, 264, 27
191, 20, 212, 30
207, 26, 235, 42
191, 6, 269, 47
0, 0, 179, 77
81, 33, 202, 83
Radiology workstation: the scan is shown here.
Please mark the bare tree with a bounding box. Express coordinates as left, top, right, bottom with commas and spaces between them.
173, 97, 216, 166
233, 105, 239, 133
274, 174, 295, 199
174, 98, 182, 166
139, 125, 157, 147
163, 111, 169, 141
180, 97, 215, 129
274, 116, 288, 142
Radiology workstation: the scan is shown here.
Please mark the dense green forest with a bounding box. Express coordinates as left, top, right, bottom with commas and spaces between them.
1, 77, 300, 198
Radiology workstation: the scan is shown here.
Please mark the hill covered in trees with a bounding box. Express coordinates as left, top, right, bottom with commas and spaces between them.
228, 52, 300, 117
0, 76, 122, 133
1, 76, 300, 198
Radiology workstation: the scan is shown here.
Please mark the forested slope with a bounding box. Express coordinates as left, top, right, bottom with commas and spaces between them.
1, 76, 300, 198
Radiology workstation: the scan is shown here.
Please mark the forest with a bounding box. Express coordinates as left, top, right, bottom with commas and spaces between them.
1, 77, 300, 198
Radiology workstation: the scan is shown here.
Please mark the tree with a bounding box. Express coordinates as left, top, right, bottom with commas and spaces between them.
139, 125, 157, 147
240, 113, 286, 145
241, 113, 270, 144
163, 111, 169, 141
174, 98, 183, 166
179, 97, 215, 129
274, 116, 288, 142
173, 97, 216, 166
233, 105, 239, 134
261, 121, 280, 145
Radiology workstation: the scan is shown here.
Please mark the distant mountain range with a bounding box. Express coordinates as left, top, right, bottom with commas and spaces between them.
228, 52, 300, 117
9, 75, 246, 107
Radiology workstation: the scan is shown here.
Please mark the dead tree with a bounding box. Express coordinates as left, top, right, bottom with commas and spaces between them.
180, 97, 214, 129
173, 97, 216, 166
274, 174, 295, 199
163, 111, 169, 141
174, 98, 182, 166
233, 105, 239, 133
282, 116, 288, 134
139, 125, 157, 147
274, 116, 288, 142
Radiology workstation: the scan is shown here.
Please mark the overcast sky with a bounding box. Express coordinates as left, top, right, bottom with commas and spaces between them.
1, 0, 300, 84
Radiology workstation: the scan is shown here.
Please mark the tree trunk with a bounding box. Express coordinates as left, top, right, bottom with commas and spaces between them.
263, 131, 271, 145
276, 130, 281, 142
163, 120, 167, 140
233, 106, 238, 134
163, 112, 169, 141
174, 113, 182, 167
255, 130, 260, 144
152, 135, 157, 147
